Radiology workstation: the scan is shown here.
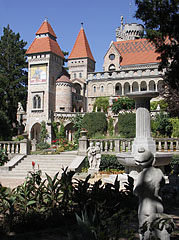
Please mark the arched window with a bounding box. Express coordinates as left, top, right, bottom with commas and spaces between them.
79, 73, 82, 78
101, 85, 104, 92
93, 86, 96, 93
74, 73, 76, 79
108, 64, 116, 71
33, 95, 41, 109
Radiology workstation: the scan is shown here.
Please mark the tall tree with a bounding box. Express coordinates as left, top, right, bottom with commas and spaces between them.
135, 0, 179, 116
0, 25, 27, 133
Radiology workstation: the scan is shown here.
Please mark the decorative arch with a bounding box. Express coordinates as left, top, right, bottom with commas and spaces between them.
157, 80, 164, 93
149, 80, 156, 91
64, 122, 74, 142
132, 82, 139, 92
115, 83, 122, 96
140, 81, 147, 91
124, 82, 130, 94
73, 83, 82, 95
108, 64, 116, 71
30, 122, 41, 142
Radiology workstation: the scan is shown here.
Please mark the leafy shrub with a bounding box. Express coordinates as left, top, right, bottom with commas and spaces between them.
150, 100, 168, 111
118, 112, 136, 138
170, 117, 179, 138
0, 149, 8, 166
100, 154, 124, 171
111, 97, 135, 114
37, 141, 50, 150
108, 116, 114, 136
82, 112, 108, 138
39, 121, 48, 143
93, 97, 109, 112
59, 122, 66, 139
170, 154, 179, 170
151, 111, 172, 137
13, 135, 24, 141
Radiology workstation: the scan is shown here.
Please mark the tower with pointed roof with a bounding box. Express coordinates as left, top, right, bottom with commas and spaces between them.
26, 19, 64, 142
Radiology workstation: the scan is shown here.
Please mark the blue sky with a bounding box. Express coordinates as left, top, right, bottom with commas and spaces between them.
0, 0, 143, 71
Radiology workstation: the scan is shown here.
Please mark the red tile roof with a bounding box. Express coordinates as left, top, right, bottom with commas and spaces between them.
26, 20, 64, 58
26, 37, 64, 58
113, 38, 160, 66
56, 75, 71, 83
69, 27, 95, 62
36, 21, 57, 38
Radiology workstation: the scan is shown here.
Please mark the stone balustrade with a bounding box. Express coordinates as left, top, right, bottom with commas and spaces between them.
87, 68, 159, 81
0, 139, 29, 156
78, 137, 179, 155
54, 112, 85, 120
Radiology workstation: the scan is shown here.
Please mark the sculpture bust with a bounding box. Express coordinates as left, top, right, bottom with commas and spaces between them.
134, 147, 173, 239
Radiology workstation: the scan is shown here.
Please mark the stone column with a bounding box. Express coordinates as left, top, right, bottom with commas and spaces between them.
127, 91, 159, 156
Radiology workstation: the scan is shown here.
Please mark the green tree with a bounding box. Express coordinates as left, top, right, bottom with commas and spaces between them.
135, 0, 179, 116
108, 116, 114, 136
118, 112, 136, 138
59, 122, 66, 139
0, 25, 27, 131
151, 111, 172, 137
72, 114, 84, 144
0, 111, 12, 140
82, 112, 108, 137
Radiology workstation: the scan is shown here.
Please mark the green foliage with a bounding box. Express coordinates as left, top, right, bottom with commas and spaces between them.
72, 114, 84, 144
0, 168, 137, 237
100, 154, 124, 171
135, 0, 179, 116
59, 122, 66, 139
0, 25, 27, 128
37, 141, 50, 150
151, 111, 172, 137
150, 100, 168, 111
170, 117, 179, 138
51, 121, 60, 140
108, 117, 114, 136
0, 110, 12, 140
13, 135, 24, 141
118, 112, 136, 138
111, 97, 135, 114
82, 112, 108, 138
39, 121, 48, 143
170, 154, 179, 170
0, 149, 8, 166
93, 97, 109, 112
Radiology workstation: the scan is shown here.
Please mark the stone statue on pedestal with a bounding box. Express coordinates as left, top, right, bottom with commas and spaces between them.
87, 142, 101, 174
134, 147, 174, 240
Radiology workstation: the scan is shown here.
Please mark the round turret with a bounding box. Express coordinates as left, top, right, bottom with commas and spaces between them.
56, 75, 72, 112
116, 19, 144, 41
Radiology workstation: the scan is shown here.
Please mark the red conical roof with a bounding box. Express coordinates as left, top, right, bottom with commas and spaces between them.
36, 20, 57, 38
68, 25, 95, 62
26, 20, 64, 58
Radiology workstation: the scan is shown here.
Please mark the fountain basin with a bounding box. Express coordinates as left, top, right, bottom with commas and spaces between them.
117, 152, 173, 174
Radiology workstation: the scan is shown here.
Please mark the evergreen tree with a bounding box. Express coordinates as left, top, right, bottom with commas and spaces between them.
135, 0, 179, 116
0, 25, 27, 131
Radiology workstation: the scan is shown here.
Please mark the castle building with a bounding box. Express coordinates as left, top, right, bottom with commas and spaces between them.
24, 18, 163, 142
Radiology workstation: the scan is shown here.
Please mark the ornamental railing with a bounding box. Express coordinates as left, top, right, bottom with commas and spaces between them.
0, 139, 29, 156
78, 137, 179, 155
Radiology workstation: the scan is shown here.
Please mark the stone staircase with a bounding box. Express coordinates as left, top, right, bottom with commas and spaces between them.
0, 151, 84, 179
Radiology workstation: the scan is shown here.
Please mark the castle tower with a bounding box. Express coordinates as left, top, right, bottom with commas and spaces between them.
68, 24, 95, 96
56, 74, 72, 112
116, 16, 144, 41
26, 19, 64, 143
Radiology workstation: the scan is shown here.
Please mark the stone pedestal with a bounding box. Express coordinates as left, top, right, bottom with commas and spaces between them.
127, 91, 159, 156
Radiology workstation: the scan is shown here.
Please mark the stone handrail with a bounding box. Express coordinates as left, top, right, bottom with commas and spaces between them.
78, 137, 179, 155
0, 139, 29, 155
